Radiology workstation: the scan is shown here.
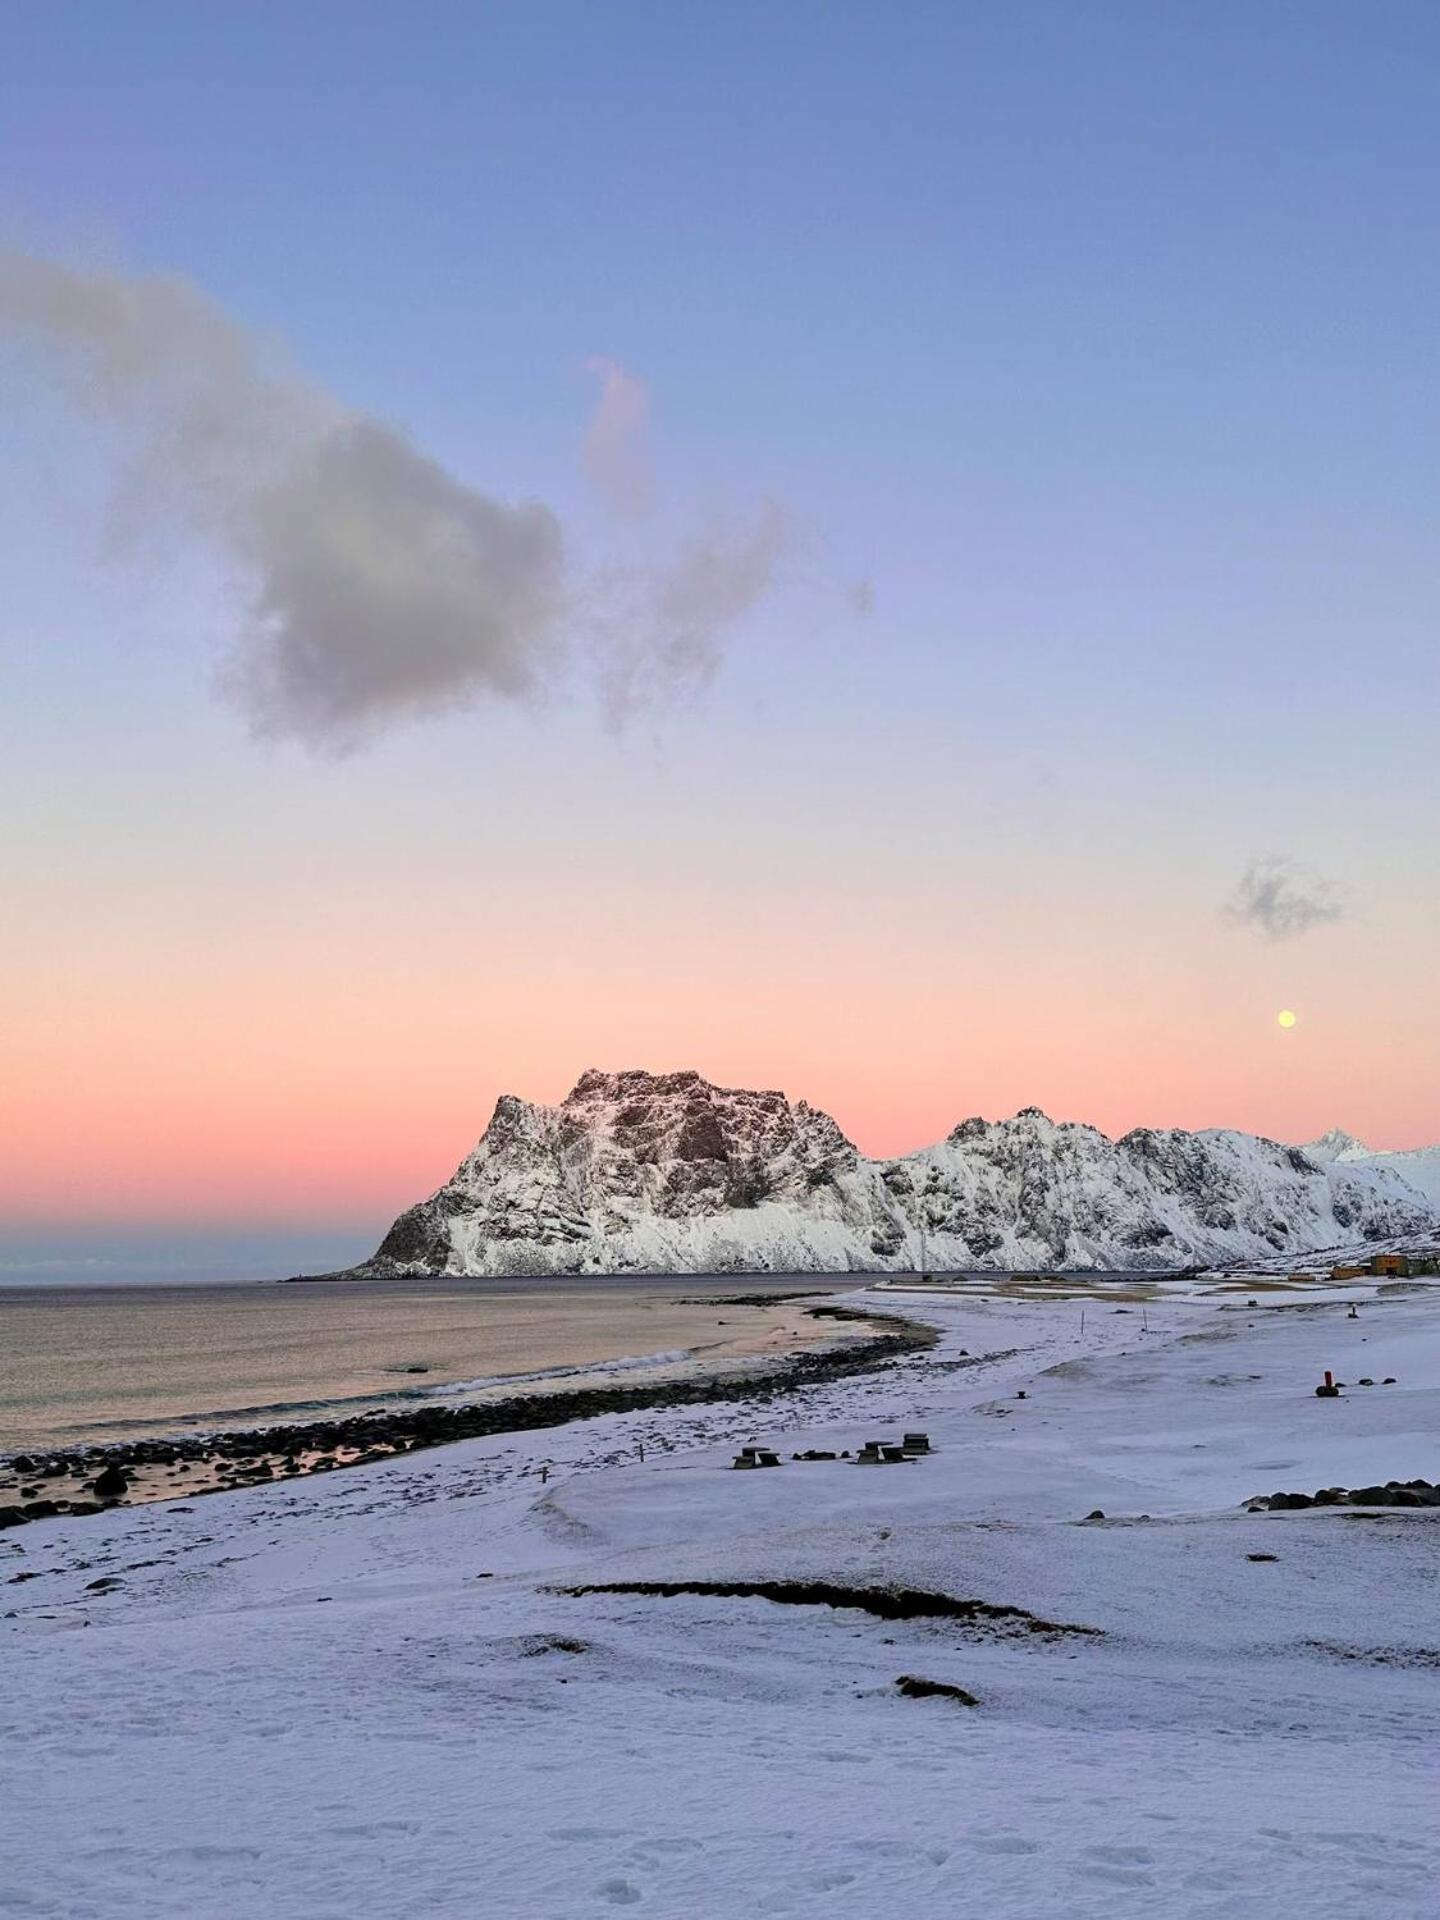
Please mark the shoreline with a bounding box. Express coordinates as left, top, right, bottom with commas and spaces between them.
0, 1274, 871, 1457
0, 1303, 934, 1531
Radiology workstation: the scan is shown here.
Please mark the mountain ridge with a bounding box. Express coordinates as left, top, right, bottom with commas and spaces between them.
1302, 1125, 1440, 1208
325, 1068, 1440, 1279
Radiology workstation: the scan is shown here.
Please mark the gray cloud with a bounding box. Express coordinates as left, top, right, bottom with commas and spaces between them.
1, 253, 780, 751
1223, 856, 1347, 941
0, 253, 324, 543
228, 422, 564, 744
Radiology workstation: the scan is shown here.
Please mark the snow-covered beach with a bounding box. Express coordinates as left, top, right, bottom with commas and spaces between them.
4, 1279, 1437, 1918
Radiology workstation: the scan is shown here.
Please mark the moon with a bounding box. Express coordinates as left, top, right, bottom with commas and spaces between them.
1277, 1009, 1297, 1029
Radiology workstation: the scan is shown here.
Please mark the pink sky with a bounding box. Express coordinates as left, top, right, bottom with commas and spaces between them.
3, 829, 1434, 1227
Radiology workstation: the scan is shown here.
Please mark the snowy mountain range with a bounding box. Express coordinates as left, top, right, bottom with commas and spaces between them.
334, 1069, 1440, 1278
1300, 1128, 1440, 1209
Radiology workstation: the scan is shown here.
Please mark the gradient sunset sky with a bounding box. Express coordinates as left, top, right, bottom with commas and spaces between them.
2, 3, 1437, 1274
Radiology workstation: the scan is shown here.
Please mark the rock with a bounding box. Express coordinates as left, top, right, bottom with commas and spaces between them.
0, 1506, 28, 1530
1247, 1553, 1279, 1562
895, 1674, 979, 1706
92, 1462, 130, 1500
1085, 1510, 1106, 1520
19, 1500, 60, 1519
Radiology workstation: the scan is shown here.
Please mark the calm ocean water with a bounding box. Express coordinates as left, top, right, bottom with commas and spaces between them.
0, 1274, 860, 1453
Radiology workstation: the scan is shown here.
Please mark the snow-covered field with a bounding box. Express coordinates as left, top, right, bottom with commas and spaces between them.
3, 1286, 1437, 1918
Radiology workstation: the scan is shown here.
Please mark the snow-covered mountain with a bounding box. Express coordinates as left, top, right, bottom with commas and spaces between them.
338, 1069, 1440, 1278
1299, 1127, 1372, 1164
1300, 1127, 1440, 1208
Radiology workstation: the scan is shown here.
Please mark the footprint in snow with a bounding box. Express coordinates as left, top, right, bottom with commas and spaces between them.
967, 1832, 1039, 1856
1076, 1863, 1155, 1887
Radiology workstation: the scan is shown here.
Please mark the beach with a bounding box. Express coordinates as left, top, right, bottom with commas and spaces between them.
0, 1273, 881, 1452
3, 1277, 1437, 1917
0, 1278, 920, 1517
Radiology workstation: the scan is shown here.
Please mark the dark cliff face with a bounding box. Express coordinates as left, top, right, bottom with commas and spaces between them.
344, 1070, 1440, 1279
373, 1200, 452, 1268
561, 1069, 857, 1172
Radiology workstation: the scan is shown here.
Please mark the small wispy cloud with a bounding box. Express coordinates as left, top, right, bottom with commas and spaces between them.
593, 502, 789, 724
1222, 856, 1347, 942
582, 356, 653, 520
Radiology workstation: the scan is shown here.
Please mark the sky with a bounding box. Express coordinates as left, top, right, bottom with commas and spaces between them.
1, 2, 1437, 1275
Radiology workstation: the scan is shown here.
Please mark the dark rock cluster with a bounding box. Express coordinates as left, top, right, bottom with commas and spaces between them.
1244, 1479, 1440, 1512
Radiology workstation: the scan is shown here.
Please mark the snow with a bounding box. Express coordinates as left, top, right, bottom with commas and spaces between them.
3, 1285, 1438, 1918
1301, 1129, 1440, 1208
1354, 1146, 1440, 1209
1302, 1127, 1375, 1163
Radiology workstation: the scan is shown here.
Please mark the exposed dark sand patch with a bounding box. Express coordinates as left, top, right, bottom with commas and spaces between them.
550, 1578, 1101, 1639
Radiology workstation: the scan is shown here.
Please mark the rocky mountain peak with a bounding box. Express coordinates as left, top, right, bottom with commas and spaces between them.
349, 1071, 1440, 1279
565, 1066, 729, 1105
1302, 1126, 1372, 1163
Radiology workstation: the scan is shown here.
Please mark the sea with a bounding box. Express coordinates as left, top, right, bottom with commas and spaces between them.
0, 1273, 864, 1454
